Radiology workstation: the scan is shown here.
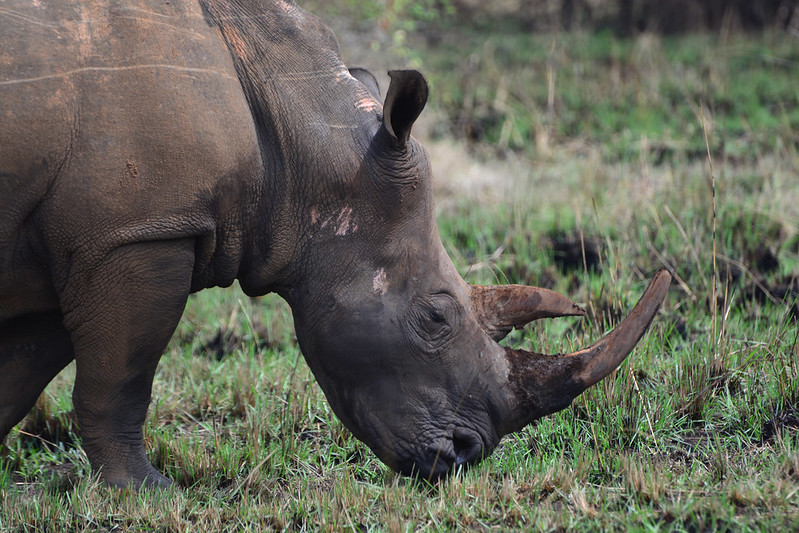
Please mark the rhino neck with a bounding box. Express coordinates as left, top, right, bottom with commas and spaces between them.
200, 0, 380, 166
199, 0, 383, 294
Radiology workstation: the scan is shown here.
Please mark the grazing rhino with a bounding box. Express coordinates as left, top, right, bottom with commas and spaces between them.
0, 0, 671, 487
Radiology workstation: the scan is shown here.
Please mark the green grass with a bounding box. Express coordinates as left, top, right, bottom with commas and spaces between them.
2, 21, 799, 533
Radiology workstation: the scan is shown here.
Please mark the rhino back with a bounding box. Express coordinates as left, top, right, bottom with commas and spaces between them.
0, 0, 262, 317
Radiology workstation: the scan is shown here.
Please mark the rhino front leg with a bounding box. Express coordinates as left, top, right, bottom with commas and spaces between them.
0, 311, 75, 441
61, 240, 195, 488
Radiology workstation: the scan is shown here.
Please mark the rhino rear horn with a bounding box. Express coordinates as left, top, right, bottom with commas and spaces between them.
470, 284, 585, 341
500, 270, 672, 434
382, 70, 428, 144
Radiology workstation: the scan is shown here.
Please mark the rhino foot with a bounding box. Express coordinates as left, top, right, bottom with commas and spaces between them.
86, 441, 173, 489
103, 468, 172, 490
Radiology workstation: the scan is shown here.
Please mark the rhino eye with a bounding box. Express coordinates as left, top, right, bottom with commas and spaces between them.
428, 308, 446, 323
420, 305, 449, 333
405, 293, 461, 355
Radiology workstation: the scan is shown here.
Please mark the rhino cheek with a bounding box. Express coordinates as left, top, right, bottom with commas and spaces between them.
308, 374, 426, 471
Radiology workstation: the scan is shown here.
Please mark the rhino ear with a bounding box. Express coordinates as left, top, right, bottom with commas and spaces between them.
349, 67, 381, 99
382, 70, 428, 144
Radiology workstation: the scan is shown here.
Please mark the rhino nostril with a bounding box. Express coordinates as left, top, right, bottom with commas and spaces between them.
426, 444, 454, 470
452, 429, 483, 466
408, 431, 485, 479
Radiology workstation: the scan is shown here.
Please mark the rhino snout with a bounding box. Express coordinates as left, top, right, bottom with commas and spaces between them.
397, 427, 487, 480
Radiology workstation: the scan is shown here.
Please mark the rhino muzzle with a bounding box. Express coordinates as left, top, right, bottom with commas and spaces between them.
397, 427, 485, 479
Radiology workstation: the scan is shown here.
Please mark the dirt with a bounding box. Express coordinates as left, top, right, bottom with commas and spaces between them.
548, 232, 602, 273
201, 322, 276, 361
714, 247, 799, 322
761, 405, 799, 444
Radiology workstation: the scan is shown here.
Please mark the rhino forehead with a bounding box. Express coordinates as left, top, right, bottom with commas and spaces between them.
334, 66, 381, 113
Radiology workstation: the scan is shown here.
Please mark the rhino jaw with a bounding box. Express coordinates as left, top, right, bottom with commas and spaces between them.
498, 270, 672, 435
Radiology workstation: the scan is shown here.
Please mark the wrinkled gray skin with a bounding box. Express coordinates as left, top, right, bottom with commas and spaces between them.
0, 0, 671, 487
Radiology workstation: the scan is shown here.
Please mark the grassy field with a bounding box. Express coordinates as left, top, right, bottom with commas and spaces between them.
2, 9, 799, 533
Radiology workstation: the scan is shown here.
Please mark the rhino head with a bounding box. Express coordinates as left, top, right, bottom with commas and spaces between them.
278, 70, 671, 479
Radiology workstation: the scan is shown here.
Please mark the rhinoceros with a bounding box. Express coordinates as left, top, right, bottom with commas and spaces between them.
0, 0, 671, 487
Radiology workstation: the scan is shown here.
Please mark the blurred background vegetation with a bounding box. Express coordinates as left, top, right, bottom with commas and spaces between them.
300, 0, 799, 282
307, 0, 799, 35
300, 0, 799, 165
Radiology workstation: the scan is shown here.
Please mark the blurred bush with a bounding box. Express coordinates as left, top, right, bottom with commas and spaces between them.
305, 0, 799, 36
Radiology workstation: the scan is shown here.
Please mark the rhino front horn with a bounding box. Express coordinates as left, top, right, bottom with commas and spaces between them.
499, 270, 672, 435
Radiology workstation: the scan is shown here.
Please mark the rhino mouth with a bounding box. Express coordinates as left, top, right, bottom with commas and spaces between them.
397, 427, 488, 480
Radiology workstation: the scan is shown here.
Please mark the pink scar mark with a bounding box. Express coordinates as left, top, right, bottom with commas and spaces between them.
355, 96, 379, 112
312, 206, 357, 236
335, 207, 356, 236
275, 0, 296, 11
373, 268, 388, 295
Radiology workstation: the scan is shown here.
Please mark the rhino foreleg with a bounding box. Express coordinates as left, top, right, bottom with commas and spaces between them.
62, 240, 195, 488
0, 311, 75, 441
